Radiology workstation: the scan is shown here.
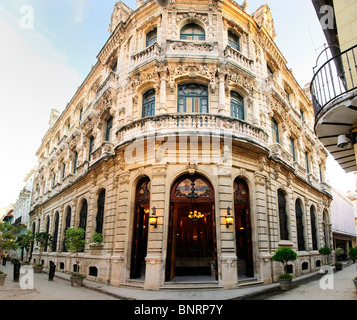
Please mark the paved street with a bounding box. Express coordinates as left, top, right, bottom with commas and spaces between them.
253, 263, 357, 300
0, 263, 118, 300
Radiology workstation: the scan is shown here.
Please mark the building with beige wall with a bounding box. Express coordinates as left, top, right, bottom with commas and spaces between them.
29, 0, 333, 291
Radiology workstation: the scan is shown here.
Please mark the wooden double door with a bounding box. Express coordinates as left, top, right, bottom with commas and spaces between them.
166, 175, 218, 281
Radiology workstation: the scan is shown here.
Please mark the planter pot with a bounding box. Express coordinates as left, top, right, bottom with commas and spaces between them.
335, 263, 343, 271
70, 275, 84, 287
33, 265, 44, 274
353, 279, 357, 292
0, 273, 7, 286
279, 278, 293, 291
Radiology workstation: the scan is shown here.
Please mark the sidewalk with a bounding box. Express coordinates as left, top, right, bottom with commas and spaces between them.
1, 261, 356, 300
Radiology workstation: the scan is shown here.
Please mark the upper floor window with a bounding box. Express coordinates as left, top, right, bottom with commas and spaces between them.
180, 23, 205, 41
105, 116, 113, 142
142, 89, 156, 118
88, 136, 95, 162
146, 28, 157, 47
230, 91, 244, 120
73, 152, 78, 174
267, 64, 274, 76
305, 152, 310, 174
271, 118, 279, 143
228, 31, 240, 51
178, 84, 208, 113
289, 137, 296, 162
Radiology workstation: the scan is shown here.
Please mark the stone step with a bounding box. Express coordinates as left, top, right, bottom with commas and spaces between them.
161, 281, 222, 290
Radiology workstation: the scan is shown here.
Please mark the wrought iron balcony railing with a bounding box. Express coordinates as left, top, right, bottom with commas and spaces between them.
310, 44, 357, 122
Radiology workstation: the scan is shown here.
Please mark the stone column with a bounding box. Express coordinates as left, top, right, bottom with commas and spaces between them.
252, 89, 260, 126
218, 72, 227, 115
217, 165, 238, 289
110, 171, 130, 285
159, 72, 167, 114
144, 165, 167, 290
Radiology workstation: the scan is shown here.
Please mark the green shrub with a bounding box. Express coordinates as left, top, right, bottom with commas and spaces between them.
279, 273, 293, 279
272, 247, 297, 274
91, 232, 103, 246
319, 247, 332, 256
348, 247, 357, 261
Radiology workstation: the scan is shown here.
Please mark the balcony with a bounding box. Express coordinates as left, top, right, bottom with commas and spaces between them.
166, 40, 218, 60
310, 44, 357, 173
115, 113, 269, 162
130, 43, 161, 72
224, 45, 254, 76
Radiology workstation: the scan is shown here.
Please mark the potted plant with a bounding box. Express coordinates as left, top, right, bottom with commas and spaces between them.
65, 228, 86, 287
319, 246, 332, 265
353, 276, 357, 291
272, 247, 297, 291
348, 246, 357, 263
89, 232, 103, 248
34, 232, 53, 273
0, 270, 7, 286
335, 261, 343, 271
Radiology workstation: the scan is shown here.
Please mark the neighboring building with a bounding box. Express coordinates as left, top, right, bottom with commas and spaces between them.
11, 169, 35, 260
311, 0, 357, 173
29, 0, 333, 290
330, 188, 357, 257
2, 205, 14, 223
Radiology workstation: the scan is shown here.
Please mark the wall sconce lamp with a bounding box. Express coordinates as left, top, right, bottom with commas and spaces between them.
149, 207, 158, 228
225, 207, 233, 228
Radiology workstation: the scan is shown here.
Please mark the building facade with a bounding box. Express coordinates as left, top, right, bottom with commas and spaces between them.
29, 0, 333, 290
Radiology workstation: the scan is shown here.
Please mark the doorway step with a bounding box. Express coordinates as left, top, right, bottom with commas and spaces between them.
119, 279, 145, 289
238, 277, 264, 288
162, 276, 222, 290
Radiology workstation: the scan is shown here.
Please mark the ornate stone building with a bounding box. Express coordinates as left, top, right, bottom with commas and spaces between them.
29, 0, 333, 290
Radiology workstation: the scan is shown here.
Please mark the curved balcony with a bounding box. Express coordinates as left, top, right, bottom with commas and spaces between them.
310, 44, 357, 122
310, 44, 357, 173
115, 113, 269, 153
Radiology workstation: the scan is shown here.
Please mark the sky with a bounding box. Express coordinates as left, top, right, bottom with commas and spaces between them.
0, 0, 355, 208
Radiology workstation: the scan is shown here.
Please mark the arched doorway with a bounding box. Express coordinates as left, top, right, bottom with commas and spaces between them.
166, 174, 217, 281
130, 177, 151, 279
234, 178, 254, 278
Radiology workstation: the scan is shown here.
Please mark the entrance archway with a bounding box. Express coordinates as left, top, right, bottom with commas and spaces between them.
166, 174, 217, 281
130, 177, 151, 279
234, 178, 254, 278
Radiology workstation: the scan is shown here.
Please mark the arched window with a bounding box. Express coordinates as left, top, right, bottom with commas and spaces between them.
52, 212, 59, 252
228, 31, 240, 51
310, 206, 318, 250
230, 91, 244, 120
63, 207, 71, 252
96, 190, 106, 234
271, 118, 279, 143
79, 199, 88, 232
146, 28, 157, 47
180, 23, 205, 41
142, 89, 156, 118
295, 199, 305, 251
278, 189, 289, 241
178, 84, 209, 113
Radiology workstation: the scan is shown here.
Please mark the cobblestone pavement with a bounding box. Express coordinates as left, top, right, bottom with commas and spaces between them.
0, 263, 118, 300
255, 263, 357, 300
